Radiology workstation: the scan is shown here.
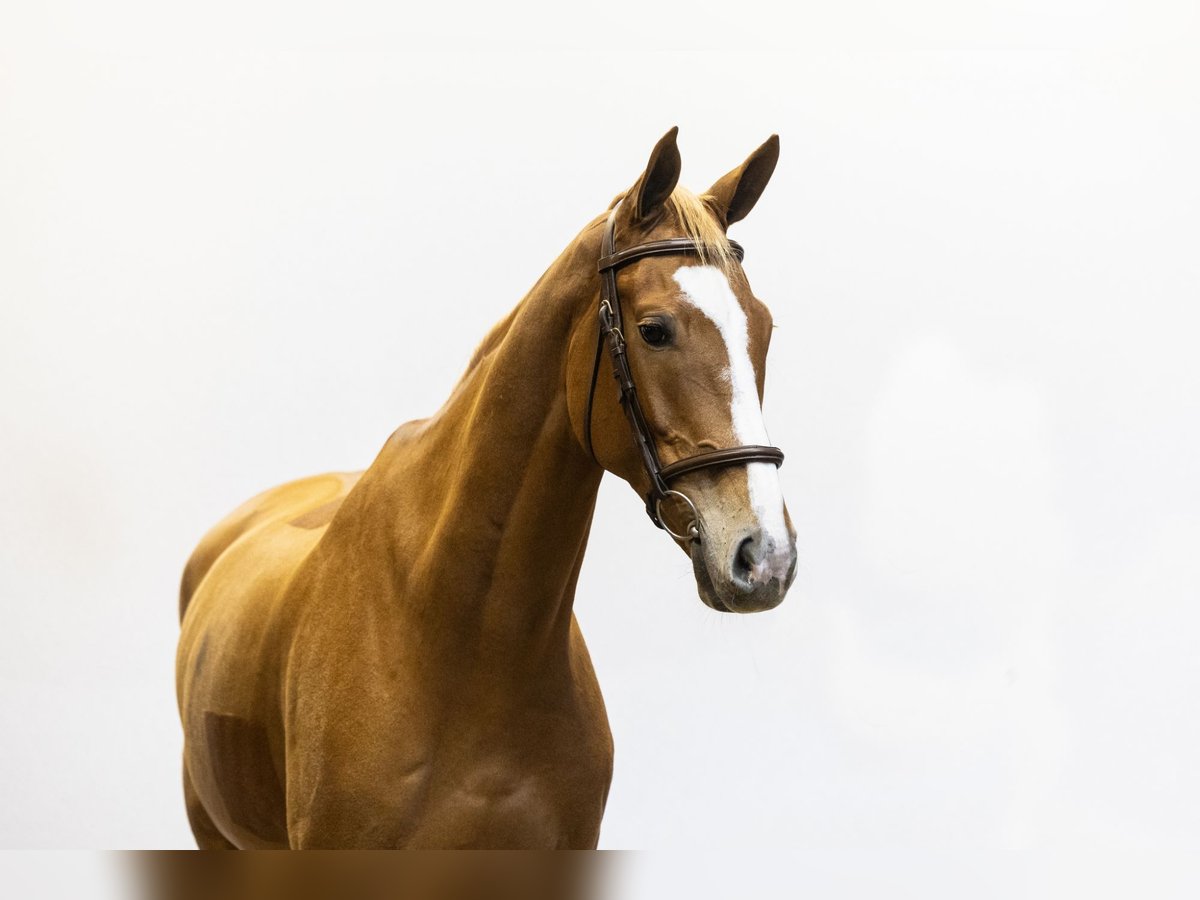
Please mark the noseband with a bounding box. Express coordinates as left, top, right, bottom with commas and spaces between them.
583, 203, 785, 540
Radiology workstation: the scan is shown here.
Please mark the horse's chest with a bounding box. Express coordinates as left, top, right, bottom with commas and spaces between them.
305, 752, 607, 848
290, 699, 612, 848
419, 763, 580, 848
414, 723, 612, 846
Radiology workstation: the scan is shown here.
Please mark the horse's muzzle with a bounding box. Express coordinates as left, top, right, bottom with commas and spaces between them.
692, 525, 796, 614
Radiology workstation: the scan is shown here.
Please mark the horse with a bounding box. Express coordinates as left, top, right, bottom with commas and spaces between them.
175, 127, 798, 849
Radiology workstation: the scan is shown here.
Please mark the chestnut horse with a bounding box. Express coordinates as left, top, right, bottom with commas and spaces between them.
176, 128, 797, 849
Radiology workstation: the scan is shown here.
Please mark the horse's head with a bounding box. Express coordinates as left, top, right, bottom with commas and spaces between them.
568, 128, 797, 613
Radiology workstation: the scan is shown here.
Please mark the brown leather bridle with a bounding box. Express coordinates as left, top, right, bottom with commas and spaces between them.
583, 203, 785, 540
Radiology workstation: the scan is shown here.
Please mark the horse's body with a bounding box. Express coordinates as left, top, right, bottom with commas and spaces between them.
177, 129, 795, 848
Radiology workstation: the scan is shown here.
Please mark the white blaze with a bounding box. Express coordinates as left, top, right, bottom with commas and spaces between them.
672, 265, 790, 550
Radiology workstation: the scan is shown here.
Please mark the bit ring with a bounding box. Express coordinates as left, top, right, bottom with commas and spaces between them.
657, 489, 701, 542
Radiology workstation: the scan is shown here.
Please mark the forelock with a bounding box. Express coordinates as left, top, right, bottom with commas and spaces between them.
667, 187, 739, 276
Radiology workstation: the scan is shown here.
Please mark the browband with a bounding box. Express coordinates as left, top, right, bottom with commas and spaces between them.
598, 238, 745, 274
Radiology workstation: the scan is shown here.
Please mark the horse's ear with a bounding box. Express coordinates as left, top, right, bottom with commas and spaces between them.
704, 134, 780, 227
627, 126, 682, 222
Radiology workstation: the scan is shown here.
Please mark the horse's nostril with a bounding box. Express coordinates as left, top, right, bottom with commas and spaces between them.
732, 534, 758, 587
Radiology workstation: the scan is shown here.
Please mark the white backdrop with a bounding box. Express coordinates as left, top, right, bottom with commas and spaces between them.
2, 0, 1198, 881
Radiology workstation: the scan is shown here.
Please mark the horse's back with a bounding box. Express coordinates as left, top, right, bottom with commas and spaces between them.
178, 472, 359, 620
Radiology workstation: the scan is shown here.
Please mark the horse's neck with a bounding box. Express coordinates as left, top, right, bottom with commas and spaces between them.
336, 230, 605, 667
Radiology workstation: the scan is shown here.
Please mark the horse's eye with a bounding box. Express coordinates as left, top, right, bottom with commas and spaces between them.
638, 322, 669, 346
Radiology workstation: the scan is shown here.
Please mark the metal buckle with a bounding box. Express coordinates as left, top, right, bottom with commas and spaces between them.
656, 489, 701, 542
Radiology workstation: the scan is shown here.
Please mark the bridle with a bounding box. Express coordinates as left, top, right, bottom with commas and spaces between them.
583, 202, 785, 542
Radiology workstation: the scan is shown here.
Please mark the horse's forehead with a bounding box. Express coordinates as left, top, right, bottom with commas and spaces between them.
629, 259, 753, 313
670, 265, 768, 368
671, 265, 745, 327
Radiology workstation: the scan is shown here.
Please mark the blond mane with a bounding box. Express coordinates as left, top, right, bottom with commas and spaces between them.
667, 187, 739, 276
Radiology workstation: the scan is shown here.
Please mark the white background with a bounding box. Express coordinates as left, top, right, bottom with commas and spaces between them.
2, 0, 1198, 885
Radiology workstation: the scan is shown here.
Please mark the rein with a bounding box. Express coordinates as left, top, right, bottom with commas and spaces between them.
583, 203, 784, 541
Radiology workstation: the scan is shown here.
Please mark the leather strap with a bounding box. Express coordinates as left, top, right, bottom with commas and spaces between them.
599, 238, 744, 274
658, 445, 785, 482
583, 203, 784, 530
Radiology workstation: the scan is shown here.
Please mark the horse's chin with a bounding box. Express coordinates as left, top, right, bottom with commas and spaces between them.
690, 541, 733, 613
